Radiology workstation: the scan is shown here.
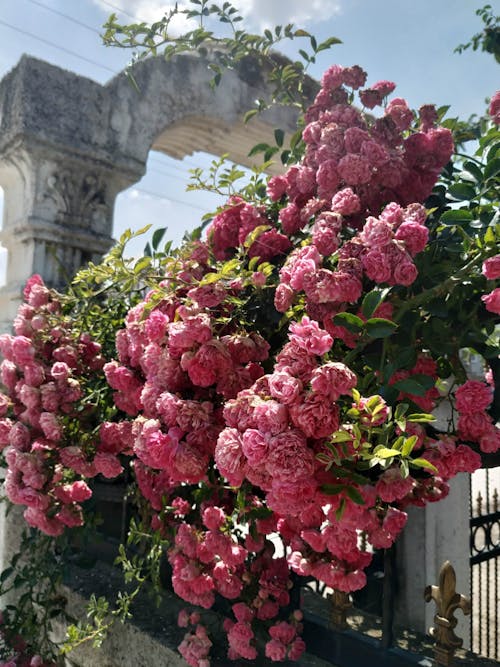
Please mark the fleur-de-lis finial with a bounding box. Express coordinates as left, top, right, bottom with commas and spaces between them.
424, 561, 471, 666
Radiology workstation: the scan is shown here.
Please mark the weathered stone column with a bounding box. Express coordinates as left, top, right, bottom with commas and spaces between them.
0, 143, 137, 331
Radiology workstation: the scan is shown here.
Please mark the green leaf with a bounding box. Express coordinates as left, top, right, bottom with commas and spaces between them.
406, 413, 436, 423
440, 209, 474, 225
346, 486, 365, 505
395, 348, 417, 371
330, 431, 354, 443
244, 225, 271, 248
402, 435, 418, 457
365, 318, 397, 338
243, 109, 259, 123
374, 446, 401, 459
448, 182, 476, 201
394, 403, 409, 420
274, 129, 284, 147
391, 378, 427, 396
332, 312, 364, 333
484, 157, 500, 180
410, 374, 436, 390
411, 458, 438, 472
361, 287, 390, 319
316, 36, 342, 51
463, 160, 484, 182
294, 28, 310, 37
290, 129, 303, 151
152, 227, 166, 250
248, 142, 271, 157
320, 483, 346, 495
133, 256, 152, 273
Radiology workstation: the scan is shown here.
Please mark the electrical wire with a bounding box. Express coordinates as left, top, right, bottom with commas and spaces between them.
24, 0, 101, 35
97, 0, 144, 22
132, 187, 216, 212
0, 18, 118, 74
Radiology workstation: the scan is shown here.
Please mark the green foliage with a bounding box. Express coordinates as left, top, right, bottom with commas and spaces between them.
0, 529, 70, 663
455, 4, 500, 63
101, 0, 340, 113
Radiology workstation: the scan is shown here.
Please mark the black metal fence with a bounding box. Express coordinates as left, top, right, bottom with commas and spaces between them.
470, 466, 500, 661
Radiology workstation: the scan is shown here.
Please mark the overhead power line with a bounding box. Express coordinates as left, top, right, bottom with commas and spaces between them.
0, 18, 118, 74
132, 187, 213, 212
97, 0, 143, 22
24, 0, 101, 35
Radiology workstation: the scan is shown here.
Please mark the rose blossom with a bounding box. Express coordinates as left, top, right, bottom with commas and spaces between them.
482, 255, 500, 280
266, 430, 315, 483
455, 380, 492, 414
214, 428, 246, 486
289, 317, 333, 356
482, 288, 500, 315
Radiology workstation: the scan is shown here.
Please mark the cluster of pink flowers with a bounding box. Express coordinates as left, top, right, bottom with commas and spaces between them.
481, 253, 500, 315
0, 276, 125, 536
274, 201, 429, 344
267, 64, 453, 228
1, 64, 498, 666
455, 380, 500, 454
177, 611, 211, 667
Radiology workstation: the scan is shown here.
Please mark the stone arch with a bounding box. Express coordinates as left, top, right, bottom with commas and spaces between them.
0, 52, 306, 331
104, 53, 305, 170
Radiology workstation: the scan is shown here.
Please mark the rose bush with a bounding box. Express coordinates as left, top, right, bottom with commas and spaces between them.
0, 21, 499, 667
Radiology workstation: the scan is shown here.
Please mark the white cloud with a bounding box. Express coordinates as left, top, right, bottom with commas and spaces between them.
95, 0, 341, 32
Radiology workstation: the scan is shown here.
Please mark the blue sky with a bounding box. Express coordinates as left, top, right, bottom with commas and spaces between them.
0, 0, 498, 279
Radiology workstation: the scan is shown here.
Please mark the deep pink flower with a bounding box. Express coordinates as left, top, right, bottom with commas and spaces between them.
455, 380, 493, 414
482, 255, 500, 280
266, 430, 315, 482
489, 90, 500, 124
482, 288, 500, 314
289, 317, 333, 356
395, 222, 429, 256
331, 188, 361, 215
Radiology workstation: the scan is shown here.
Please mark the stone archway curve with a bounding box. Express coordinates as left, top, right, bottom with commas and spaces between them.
0, 51, 306, 330
105, 52, 304, 171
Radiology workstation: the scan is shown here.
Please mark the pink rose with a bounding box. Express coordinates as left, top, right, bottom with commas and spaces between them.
241, 429, 270, 466
479, 427, 500, 454
331, 187, 361, 216
482, 288, 500, 314
214, 428, 246, 487
392, 258, 418, 286
338, 153, 371, 185
362, 249, 392, 283
310, 362, 357, 400
289, 394, 340, 438
360, 216, 393, 247
266, 429, 314, 483
489, 90, 500, 124
482, 255, 500, 279
289, 317, 333, 356
395, 222, 429, 256
265, 639, 287, 662
253, 400, 288, 435
268, 372, 302, 405
455, 380, 492, 414
458, 412, 492, 441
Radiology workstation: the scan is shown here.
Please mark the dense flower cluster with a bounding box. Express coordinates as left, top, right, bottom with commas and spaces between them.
0, 276, 123, 536
1, 64, 498, 666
